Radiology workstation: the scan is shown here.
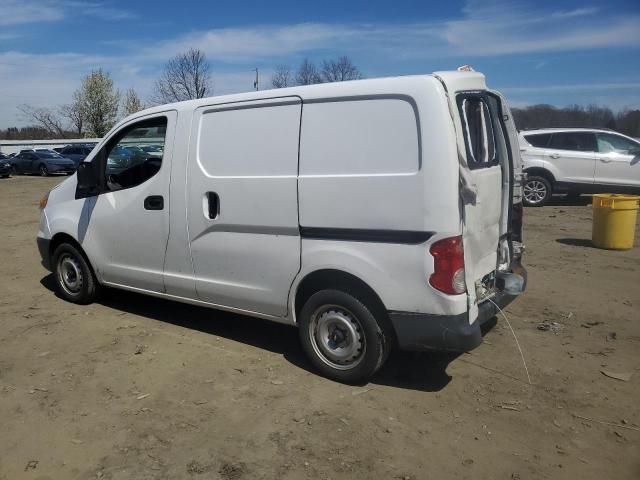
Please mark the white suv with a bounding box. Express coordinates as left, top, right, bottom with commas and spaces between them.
519, 128, 640, 206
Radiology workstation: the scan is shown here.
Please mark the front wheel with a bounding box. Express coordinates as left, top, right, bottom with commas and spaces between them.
52, 242, 98, 304
39, 164, 49, 177
298, 289, 390, 384
523, 175, 552, 207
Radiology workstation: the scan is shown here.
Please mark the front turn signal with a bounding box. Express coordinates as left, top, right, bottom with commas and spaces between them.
39, 191, 49, 210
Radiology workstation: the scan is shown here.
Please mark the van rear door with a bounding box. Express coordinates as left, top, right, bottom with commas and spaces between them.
434, 72, 511, 322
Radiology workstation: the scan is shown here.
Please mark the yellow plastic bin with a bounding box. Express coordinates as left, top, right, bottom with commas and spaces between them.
592, 194, 640, 250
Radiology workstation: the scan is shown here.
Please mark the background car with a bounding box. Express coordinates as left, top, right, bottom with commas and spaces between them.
59, 144, 95, 166
106, 145, 149, 174
140, 145, 164, 157
11, 150, 76, 176
519, 128, 640, 206
0, 154, 11, 178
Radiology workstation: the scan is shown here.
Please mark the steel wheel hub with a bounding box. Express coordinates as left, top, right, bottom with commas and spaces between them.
57, 254, 83, 294
309, 306, 365, 370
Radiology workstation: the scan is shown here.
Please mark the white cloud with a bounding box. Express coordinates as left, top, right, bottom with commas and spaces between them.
0, 0, 135, 26
551, 7, 599, 19
132, 3, 639, 64
0, 0, 64, 26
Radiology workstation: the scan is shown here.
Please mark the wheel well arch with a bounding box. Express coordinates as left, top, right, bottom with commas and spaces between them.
524, 167, 555, 185
295, 269, 389, 317
293, 269, 396, 341
49, 233, 97, 278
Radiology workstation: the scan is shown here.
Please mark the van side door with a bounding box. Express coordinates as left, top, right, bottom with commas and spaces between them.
79, 112, 176, 292
186, 97, 302, 317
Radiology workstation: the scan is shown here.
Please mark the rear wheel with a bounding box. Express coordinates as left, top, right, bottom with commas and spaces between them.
523, 175, 552, 207
298, 289, 390, 384
52, 242, 98, 304
39, 164, 49, 177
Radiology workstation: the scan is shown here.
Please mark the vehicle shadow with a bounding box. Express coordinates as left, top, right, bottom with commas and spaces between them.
556, 238, 596, 248
40, 274, 496, 392
545, 194, 592, 207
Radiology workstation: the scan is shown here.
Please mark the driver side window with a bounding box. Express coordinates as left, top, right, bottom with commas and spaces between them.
103, 117, 167, 192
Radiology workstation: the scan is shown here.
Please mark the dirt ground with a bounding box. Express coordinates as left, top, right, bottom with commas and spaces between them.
1, 175, 639, 480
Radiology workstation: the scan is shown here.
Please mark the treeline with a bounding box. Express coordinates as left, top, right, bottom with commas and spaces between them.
0, 126, 77, 141
512, 104, 640, 137
271, 57, 363, 88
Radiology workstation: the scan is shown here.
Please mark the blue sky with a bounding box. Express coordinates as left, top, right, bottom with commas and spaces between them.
0, 0, 639, 128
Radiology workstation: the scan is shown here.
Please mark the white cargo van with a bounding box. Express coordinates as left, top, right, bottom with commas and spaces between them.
37, 71, 526, 382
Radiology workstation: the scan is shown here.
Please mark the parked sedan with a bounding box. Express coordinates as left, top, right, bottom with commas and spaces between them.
59, 145, 95, 166
0, 154, 11, 178
12, 150, 76, 176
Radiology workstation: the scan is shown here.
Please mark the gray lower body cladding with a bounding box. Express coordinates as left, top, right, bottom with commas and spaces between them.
388, 286, 522, 352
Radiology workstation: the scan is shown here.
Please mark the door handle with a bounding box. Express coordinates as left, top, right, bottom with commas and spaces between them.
206, 192, 219, 219
144, 195, 164, 210
599, 158, 612, 163
549, 153, 560, 159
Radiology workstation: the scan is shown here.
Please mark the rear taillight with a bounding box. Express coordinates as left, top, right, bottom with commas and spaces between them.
429, 236, 466, 295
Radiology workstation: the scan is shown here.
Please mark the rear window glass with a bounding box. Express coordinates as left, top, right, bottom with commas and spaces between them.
524, 133, 552, 148
549, 132, 596, 152
458, 97, 498, 169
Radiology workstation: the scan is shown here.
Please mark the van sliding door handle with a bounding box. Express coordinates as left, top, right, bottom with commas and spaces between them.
144, 195, 164, 210
206, 192, 219, 219
549, 153, 560, 159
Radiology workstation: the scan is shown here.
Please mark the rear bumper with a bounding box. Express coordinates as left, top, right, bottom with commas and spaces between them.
37, 237, 51, 271
389, 265, 527, 352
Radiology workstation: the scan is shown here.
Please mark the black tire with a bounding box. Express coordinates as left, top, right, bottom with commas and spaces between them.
52, 242, 98, 304
11, 165, 18, 175
523, 175, 552, 207
298, 289, 390, 384
39, 164, 49, 177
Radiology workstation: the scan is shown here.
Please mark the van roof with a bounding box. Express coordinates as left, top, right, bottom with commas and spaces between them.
120, 70, 488, 126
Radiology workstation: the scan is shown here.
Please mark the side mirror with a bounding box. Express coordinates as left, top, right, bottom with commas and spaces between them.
75, 161, 100, 199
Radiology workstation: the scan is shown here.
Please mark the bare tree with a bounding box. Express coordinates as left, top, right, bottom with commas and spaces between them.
271, 65, 293, 89
79, 69, 120, 137
122, 88, 144, 117
152, 48, 212, 104
60, 89, 85, 137
18, 105, 67, 138
296, 58, 322, 86
321, 56, 363, 82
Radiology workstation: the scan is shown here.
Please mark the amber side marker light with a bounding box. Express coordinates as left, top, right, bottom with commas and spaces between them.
39, 191, 49, 210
